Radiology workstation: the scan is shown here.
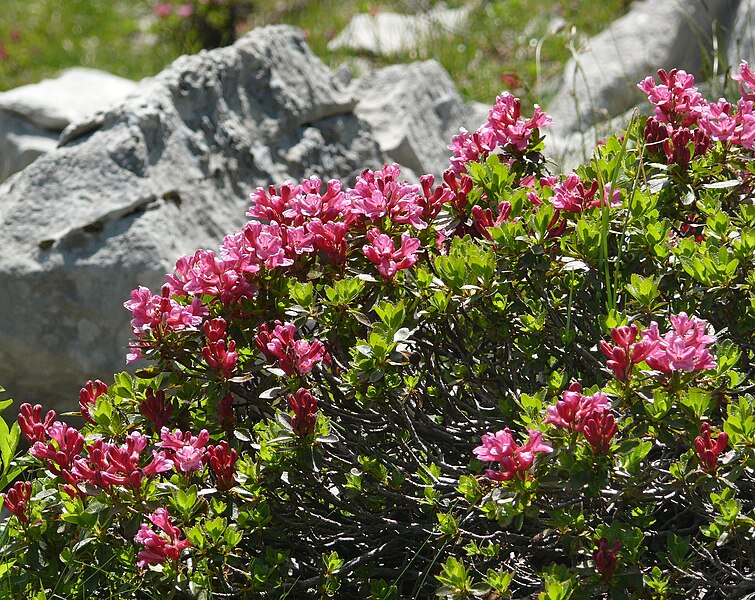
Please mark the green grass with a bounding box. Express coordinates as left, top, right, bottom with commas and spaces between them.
0, 0, 631, 108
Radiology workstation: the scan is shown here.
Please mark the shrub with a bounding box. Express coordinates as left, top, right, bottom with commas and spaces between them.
1, 65, 754, 599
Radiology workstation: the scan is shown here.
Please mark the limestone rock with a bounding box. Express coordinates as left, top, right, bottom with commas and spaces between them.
327, 6, 471, 56
0, 68, 137, 182
727, 0, 755, 68
352, 60, 488, 178
0, 26, 387, 409
0, 26, 483, 410
547, 0, 739, 137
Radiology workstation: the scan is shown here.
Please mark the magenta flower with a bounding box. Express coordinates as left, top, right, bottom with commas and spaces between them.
544, 382, 611, 433
18, 403, 56, 444
289, 388, 318, 437
362, 229, 421, 280
637, 68, 706, 127
473, 428, 552, 481
218, 392, 236, 431
471, 201, 511, 239
733, 60, 755, 102
202, 318, 238, 379
593, 538, 621, 579
139, 387, 173, 431
158, 428, 210, 474
448, 93, 551, 176
167, 249, 258, 306
123, 284, 208, 361
79, 379, 107, 424
255, 321, 330, 377
31, 421, 84, 477
600, 324, 658, 381
2, 481, 32, 523
205, 441, 238, 491
134, 508, 191, 567
694, 422, 728, 474
153, 3, 172, 18
642, 313, 716, 373
582, 411, 618, 455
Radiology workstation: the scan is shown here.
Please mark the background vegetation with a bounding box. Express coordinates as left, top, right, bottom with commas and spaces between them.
0, 0, 630, 108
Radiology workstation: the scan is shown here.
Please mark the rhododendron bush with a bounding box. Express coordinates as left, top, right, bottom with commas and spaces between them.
1, 64, 755, 599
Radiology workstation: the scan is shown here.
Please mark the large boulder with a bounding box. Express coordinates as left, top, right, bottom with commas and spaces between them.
0, 25, 483, 409
0, 68, 137, 182
352, 60, 488, 177
327, 6, 471, 56
546, 0, 739, 165
727, 0, 755, 67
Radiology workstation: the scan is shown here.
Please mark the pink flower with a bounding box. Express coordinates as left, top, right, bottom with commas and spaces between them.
2, 481, 32, 523
139, 387, 172, 431
18, 403, 55, 444
176, 4, 194, 18
255, 321, 330, 377
362, 229, 421, 280
167, 249, 258, 306
582, 411, 618, 454
79, 379, 107, 424
550, 173, 604, 213
158, 428, 210, 474
637, 68, 706, 127
289, 388, 318, 437
600, 324, 658, 381
544, 382, 611, 433
593, 538, 621, 579
471, 201, 511, 239
308, 219, 350, 263
473, 428, 552, 481
447, 94, 552, 176
733, 60, 755, 102
205, 441, 238, 491
694, 422, 728, 474
31, 421, 84, 478
134, 508, 191, 567
641, 313, 716, 374
202, 318, 238, 379
153, 3, 173, 18
218, 392, 236, 431
124, 284, 208, 362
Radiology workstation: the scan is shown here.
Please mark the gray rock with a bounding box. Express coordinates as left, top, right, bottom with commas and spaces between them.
547, 0, 739, 137
727, 0, 755, 68
0, 26, 387, 410
327, 6, 471, 56
0, 26, 481, 411
352, 60, 488, 178
0, 68, 138, 182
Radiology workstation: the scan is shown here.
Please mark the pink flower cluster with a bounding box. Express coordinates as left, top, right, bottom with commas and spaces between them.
124, 162, 463, 363
694, 422, 728, 474
642, 313, 716, 373
134, 507, 191, 567
140, 387, 173, 431
289, 388, 318, 437
79, 379, 108, 424
550, 175, 621, 213
18, 400, 238, 496
2, 481, 32, 523
363, 229, 421, 280
593, 538, 621, 579
601, 314, 716, 380
255, 321, 330, 377
639, 64, 755, 167
448, 92, 552, 176
202, 318, 238, 379
473, 427, 552, 481
544, 382, 617, 455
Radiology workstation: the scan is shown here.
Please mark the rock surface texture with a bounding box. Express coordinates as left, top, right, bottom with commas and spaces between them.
0, 68, 137, 182
546, 0, 740, 168
327, 6, 470, 56
0, 25, 483, 408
